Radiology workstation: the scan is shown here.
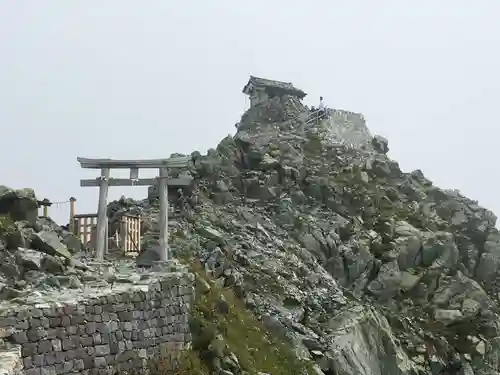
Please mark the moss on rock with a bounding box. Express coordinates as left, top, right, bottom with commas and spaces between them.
173, 260, 314, 375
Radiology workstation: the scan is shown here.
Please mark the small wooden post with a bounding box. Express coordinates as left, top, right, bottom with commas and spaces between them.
137, 215, 142, 254
158, 167, 169, 261
69, 197, 77, 233
96, 169, 110, 261
120, 216, 127, 252
38, 198, 52, 217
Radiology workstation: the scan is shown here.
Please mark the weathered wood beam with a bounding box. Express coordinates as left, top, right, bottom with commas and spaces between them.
73, 213, 98, 218
130, 168, 139, 180
77, 156, 191, 169
79, 177, 193, 187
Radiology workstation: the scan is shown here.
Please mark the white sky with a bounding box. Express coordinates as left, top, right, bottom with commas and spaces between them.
0, 1, 499, 224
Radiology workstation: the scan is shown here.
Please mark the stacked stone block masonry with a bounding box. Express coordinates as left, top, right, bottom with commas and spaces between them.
0, 271, 194, 375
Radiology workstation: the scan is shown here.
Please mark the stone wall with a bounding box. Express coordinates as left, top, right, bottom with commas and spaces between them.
326, 109, 372, 149
0, 271, 194, 375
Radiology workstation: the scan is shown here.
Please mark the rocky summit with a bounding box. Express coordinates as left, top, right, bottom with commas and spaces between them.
2, 95, 500, 375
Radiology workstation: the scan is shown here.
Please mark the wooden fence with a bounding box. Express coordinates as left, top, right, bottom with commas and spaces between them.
73, 213, 101, 250
118, 214, 141, 257
72, 213, 141, 257
38, 197, 141, 258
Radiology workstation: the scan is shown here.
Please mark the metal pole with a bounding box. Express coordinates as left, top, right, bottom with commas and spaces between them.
158, 167, 169, 261
96, 168, 110, 261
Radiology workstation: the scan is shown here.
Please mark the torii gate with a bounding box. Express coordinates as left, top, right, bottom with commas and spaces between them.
77, 156, 193, 261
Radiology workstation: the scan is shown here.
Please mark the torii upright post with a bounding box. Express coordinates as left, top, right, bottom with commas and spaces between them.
158, 167, 169, 261
77, 157, 193, 262
96, 168, 110, 260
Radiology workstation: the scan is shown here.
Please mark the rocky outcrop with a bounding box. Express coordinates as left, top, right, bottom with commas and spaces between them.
0, 198, 90, 304
112, 95, 500, 374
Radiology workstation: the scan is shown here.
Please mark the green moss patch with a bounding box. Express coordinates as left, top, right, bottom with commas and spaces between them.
0, 214, 14, 235
175, 260, 314, 375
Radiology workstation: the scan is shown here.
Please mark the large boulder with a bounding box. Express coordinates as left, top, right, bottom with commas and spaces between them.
325, 307, 417, 375
30, 231, 72, 260
371, 135, 389, 154
15, 248, 43, 271
367, 261, 402, 300
135, 249, 161, 267
0, 186, 39, 223
60, 232, 84, 253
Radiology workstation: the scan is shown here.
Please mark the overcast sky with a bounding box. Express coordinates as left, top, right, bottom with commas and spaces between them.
1, 1, 499, 225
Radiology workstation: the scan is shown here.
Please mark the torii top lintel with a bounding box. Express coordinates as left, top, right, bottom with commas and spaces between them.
76, 156, 191, 169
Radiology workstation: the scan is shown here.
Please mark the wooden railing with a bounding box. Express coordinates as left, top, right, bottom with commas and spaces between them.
37, 196, 142, 258
37, 193, 147, 258
72, 213, 141, 257
305, 108, 331, 125
73, 213, 102, 250
119, 214, 141, 257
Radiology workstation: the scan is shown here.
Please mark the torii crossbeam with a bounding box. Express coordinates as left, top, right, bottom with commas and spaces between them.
77, 157, 193, 261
